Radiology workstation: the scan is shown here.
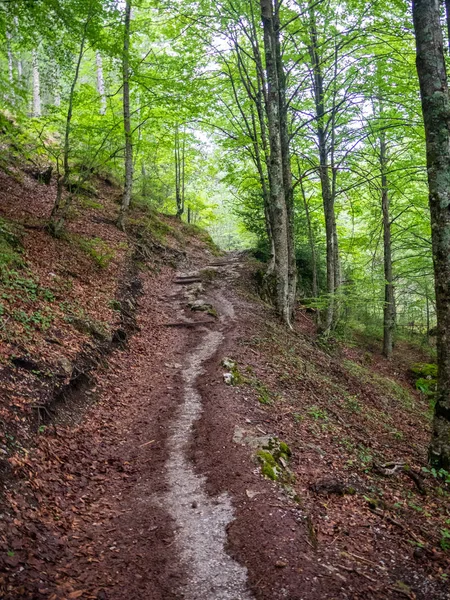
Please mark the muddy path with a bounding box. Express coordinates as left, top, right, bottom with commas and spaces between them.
12, 254, 270, 600
5, 250, 448, 600
162, 256, 253, 600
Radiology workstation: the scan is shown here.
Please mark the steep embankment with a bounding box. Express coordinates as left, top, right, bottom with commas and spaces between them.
0, 150, 220, 598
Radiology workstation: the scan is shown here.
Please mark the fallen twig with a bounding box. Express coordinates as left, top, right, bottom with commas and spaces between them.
338, 564, 378, 582
369, 507, 425, 546
373, 461, 426, 495
341, 550, 387, 571
139, 440, 155, 448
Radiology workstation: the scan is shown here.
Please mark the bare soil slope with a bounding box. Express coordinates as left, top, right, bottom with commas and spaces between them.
0, 160, 449, 599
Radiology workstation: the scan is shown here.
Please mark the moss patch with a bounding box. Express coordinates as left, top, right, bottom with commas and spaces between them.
256, 438, 293, 482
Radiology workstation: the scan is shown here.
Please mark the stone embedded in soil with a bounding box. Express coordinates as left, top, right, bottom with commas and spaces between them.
189, 299, 213, 312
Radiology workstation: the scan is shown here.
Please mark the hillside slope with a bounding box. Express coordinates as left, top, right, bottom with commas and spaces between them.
0, 155, 448, 599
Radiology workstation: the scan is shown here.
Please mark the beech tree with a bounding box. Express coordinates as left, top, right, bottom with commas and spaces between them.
117, 0, 133, 230
413, 0, 450, 469
0, 0, 441, 367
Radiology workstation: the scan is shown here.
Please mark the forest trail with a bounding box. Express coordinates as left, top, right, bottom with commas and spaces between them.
161, 256, 252, 600
2, 245, 450, 600
17, 252, 268, 600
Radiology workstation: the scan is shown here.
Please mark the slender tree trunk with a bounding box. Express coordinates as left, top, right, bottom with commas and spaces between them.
96, 51, 107, 115
117, 0, 133, 231
32, 49, 41, 117
413, 0, 450, 469
174, 125, 184, 218
260, 0, 293, 326
141, 163, 147, 197
273, 7, 297, 316
6, 30, 13, 83
54, 63, 61, 107
299, 173, 318, 300
445, 0, 450, 53
13, 17, 22, 82
181, 133, 185, 217
308, 6, 336, 334
380, 131, 395, 358
49, 18, 90, 235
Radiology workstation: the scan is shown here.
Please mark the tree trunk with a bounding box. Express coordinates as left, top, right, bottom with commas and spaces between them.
445, 0, 450, 53
174, 125, 184, 218
413, 0, 450, 469
299, 172, 318, 300
141, 163, 147, 197
14, 17, 22, 82
260, 0, 293, 326
54, 63, 61, 107
308, 5, 337, 334
117, 0, 133, 231
181, 133, 185, 217
32, 49, 41, 117
380, 131, 395, 358
49, 16, 90, 235
6, 30, 13, 83
273, 6, 297, 316
96, 51, 107, 115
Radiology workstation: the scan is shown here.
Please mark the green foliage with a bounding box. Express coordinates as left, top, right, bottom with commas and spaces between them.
440, 529, 450, 552
0, 219, 57, 337
256, 438, 293, 482
343, 359, 416, 409
0, 218, 23, 271
344, 395, 362, 413
73, 235, 115, 268
307, 405, 328, 420
422, 466, 450, 484
411, 363, 438, 378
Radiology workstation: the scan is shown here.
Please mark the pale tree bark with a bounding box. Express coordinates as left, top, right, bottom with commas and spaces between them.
174, 125, 185, 218
273, 5, 297, 317
380, 130, 395, 358
247, 6, 276, 275
54, 63, 61, 107
96, 51, 107, 115
49, 17, 90, 235
6, 30, 13, 83
413, 0, 450, 469
445, 0, 450, 53
260, 0, 296, 325
299, 170, 318, 301
14, 17, 22, 81
117, 0, 133, 230
181, 134, 185, 216
32, 49, 41, 117
230, 43, 275, 274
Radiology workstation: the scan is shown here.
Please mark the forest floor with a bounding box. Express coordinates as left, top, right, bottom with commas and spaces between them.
0, 161, 449, 599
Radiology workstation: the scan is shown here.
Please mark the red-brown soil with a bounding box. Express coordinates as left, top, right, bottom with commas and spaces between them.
0, 165, 449, 599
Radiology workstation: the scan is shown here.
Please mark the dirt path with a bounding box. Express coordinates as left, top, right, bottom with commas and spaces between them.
22, 254, 262, 600
7, 250, 446, 600
162, 259, 253, 600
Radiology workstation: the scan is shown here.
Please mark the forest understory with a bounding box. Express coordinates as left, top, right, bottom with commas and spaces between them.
0, 160, 449, 600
